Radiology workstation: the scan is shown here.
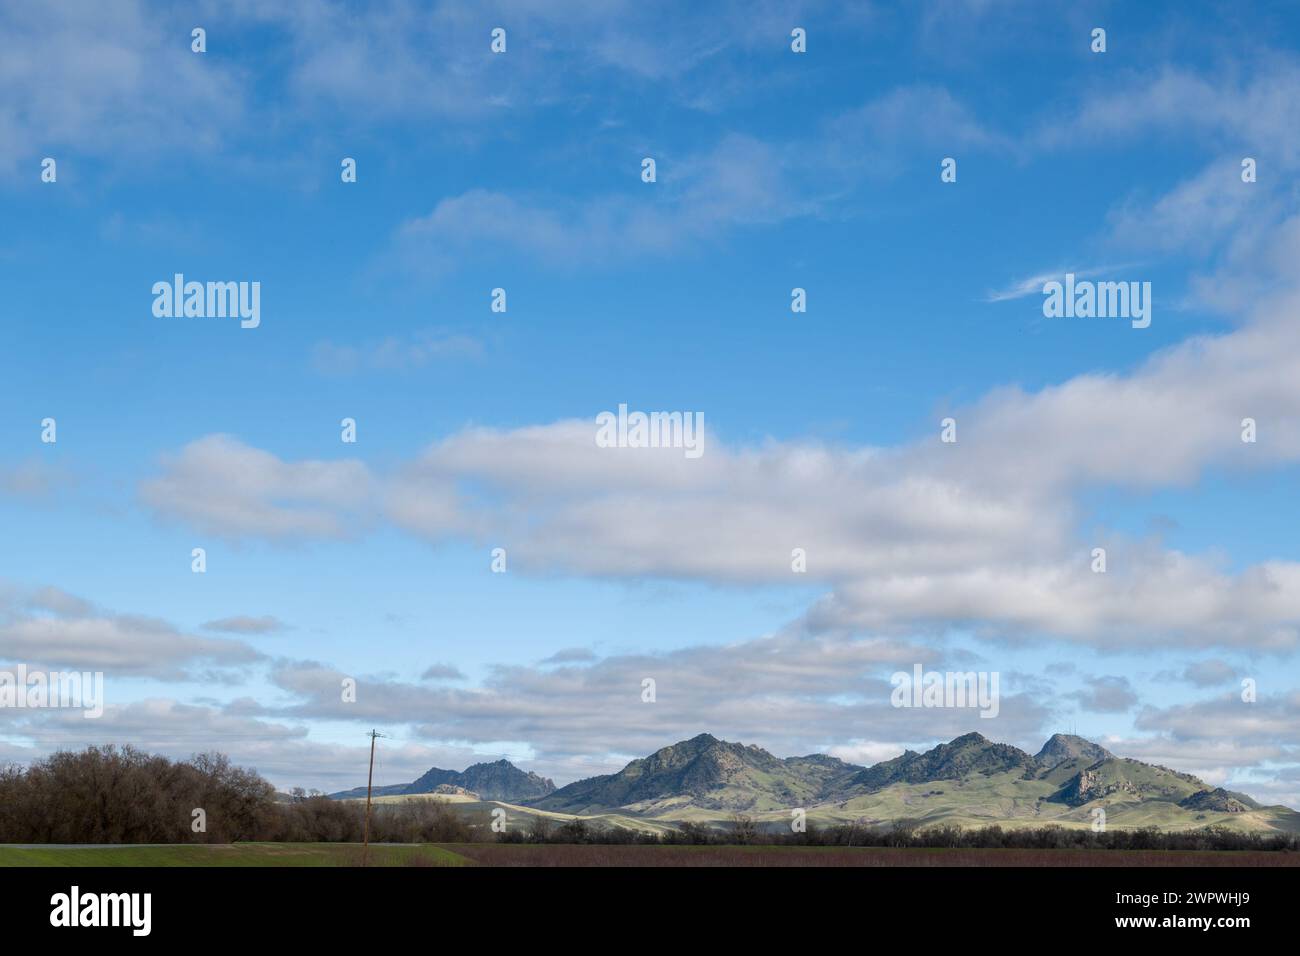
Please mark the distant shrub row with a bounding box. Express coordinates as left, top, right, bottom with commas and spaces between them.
499, 815, 1300, 851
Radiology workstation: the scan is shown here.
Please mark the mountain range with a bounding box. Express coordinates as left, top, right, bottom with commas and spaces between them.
329, 758, 555, 802
331, 732, 1300, 834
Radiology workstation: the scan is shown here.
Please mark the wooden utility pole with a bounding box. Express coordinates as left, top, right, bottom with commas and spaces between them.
362, 729, 385, 866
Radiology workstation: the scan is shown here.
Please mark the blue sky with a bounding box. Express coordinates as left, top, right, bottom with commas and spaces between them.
2, 0, 1300, 804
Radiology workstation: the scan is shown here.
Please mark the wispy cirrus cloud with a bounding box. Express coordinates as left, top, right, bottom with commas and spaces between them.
983, 262, 1144, 302
0, 460, 75, 501
0, 0, 244, 172
395, 132, 815, 270
310, 329, 484, 376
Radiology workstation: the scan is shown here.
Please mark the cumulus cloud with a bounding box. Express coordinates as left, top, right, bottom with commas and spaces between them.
825, 740, 908, 766
540, 648, 599, 665
420, 663, 467, 682
0, 696, 484, 792
1113, 691, 1300, 805
202, 615, 290, 635
139, 283, 1300, 651
1134, 690, 1300, 744
139, 435, 374, 541
0, 584, 261, 678
1181, 659, 1238, 687
1070, 676, 1138, 714
17, 13, 1299, 798
258, 633, 1050, 770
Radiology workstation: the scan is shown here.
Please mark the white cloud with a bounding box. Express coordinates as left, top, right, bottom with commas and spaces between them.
138, 284, 1300, 651
0, 696, 480, 792
1181, 659, 1238, 687
139, 435, 374, 541
1070, 676, 1138, 714
420, 663, 467, 682
0, 584, 262, 678
1116, 691, 1300, 805
984, 262, 1144, 303
202, 616, 290, 635
261, 633, 1050, 771
1033, 64, 1300, 163
0, 460, 74, 500
826, 740, 907, 766
829, 84, 1006, 158
0, 1, 243, 171
397, 133, 809, 270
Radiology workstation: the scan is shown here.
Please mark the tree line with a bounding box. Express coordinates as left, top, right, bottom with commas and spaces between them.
0, 745, 474, 844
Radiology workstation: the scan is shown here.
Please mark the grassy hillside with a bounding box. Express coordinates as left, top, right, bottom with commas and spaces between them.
530, 733, 860, 814
320, 734, 1300, 838
518, 733, 1300, 836
784, 770, 1300, 835
352, 758, 1300, 837
420, 770, 1300, 837
341, 792, 481, 806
